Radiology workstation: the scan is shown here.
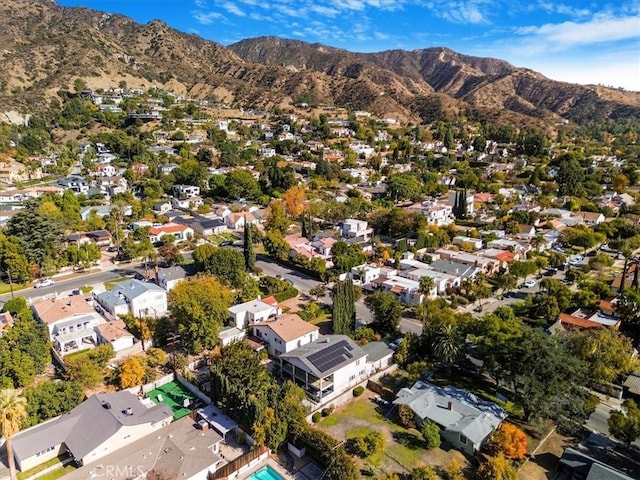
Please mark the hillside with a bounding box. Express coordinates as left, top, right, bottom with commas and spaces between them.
0, 0, 638, 126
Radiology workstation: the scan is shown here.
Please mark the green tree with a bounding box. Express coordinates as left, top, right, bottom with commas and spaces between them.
0, 389, 27, 480
193, 246, 246, 287
569, 329, 638, 385
331, 280, 356, 335
431, 324, 464, 370
608, 399, 640, 446
263, 230, 290, 261
168, 276, 234, 352
264, 199, 290, 234
244, 221, 256, 272
365, 292, 402, 336
352, 431, 384, 457
223, 169, 262, 200
556, 158, 585, 197
421, 420, 441, 449
23, 381, 84, 428
411, 466, 438, 480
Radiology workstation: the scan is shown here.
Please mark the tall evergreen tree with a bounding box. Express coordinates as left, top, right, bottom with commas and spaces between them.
453, 189, 468, 219
244, 217, 256, 272
332, 280, 356, 335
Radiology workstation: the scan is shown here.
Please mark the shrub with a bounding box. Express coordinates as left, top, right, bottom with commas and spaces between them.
352, 431, 384, 457
489, 423, 527, 460
398, 404, 416, 429
321, 405, 334, 417
312, 412, 321, 423
353, 386, 365, 397
421, 420, 441, 449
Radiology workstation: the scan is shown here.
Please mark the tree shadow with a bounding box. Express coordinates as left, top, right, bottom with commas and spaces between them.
529, 452, 559, 479
391, 430, 426, 450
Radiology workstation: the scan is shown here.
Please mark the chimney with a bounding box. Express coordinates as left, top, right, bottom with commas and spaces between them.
447, 401, 453, 410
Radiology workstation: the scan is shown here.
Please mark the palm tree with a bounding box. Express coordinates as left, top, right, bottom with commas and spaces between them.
0, 389, 27, 480
431, 324, 464, 371
531, 234, 547, 252
419, 276, 436, 299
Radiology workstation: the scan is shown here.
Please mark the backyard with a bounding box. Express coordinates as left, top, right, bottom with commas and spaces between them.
318, 391, 470, 478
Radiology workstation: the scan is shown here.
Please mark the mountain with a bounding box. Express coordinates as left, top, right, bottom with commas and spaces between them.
1, 0, 638, 126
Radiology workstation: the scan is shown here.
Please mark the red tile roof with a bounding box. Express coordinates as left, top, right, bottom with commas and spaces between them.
559, 313, 602, 330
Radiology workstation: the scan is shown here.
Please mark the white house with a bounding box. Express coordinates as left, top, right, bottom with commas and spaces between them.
349, 264, 381, 286
252, 313, 319, 357
227, 296, 280, 329
218, 326, 246, 347
172, 184, 201, 198
279, 335, 368, 405
95, 320, 136, 352
452, 236, 483, 251
12, 391, 172, 472
31, 297, 104, 353
226, 211, 256, 231
148, 223, 194, 243
394, 381, 506, 455
341, 219, 373, 241
95, 279, 168, 318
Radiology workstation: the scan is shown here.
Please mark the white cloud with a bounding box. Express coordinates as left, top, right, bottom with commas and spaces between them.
515, 13, 640, 51
221, 2, 246, 16
425, 1, 492, 25
192, 10, 224, 24
194, 0, 208, 8
535, 1, 591, 18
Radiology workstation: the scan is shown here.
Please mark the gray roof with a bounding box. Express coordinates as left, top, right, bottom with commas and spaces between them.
559, 448, 636, 480
13, 391, 172, 462
394, 381, 506, 446
62, 415, 222, 480
196, 218, 226, 229
429, 259, 478, 279
110, 279, 165, 300
363, 341, 394, 363
280, 335, 367, 377
623, 372, 640, 395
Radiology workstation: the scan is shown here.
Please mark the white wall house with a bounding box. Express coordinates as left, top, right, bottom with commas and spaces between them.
279, 335, 368, 406
95, 279, 168, 318
341, 219, 373, 241
252, 314, 319, 357
227, 297, 280, 329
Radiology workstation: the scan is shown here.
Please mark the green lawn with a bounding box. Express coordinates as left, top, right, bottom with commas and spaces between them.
16, 455, 74, 480
35, 465, 76, 480
104, 276, 132, 291
320, 400, 386, 428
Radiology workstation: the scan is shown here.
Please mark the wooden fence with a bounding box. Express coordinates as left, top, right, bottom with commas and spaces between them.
208, 446, 269, 479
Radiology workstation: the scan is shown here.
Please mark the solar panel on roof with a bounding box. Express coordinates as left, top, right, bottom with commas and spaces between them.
308, 340, 355, 373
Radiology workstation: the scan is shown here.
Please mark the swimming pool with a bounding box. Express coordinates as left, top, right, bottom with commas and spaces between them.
246, 465, 284, 480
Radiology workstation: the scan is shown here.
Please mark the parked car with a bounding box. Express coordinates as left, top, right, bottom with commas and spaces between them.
523, 279, 536, 288
220, 241, 233, 247
34, 278, 55, 289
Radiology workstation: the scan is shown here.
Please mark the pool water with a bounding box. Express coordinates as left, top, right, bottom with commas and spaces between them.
247, 465, 284, 480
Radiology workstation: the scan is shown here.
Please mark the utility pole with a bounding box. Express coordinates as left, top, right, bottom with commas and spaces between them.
6, 269, 14, 298
166, 332, 181, 374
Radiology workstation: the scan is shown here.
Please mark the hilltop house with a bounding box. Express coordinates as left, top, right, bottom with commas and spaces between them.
94, 279, 168, 318
394, 381, 506, 455
12, 391, 172, 472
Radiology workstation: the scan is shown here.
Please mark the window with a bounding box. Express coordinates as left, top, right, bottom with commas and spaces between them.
36, 446, 55, 457
275, 349, 282, 356
459, 434, 468, 445
349, 375, 355, 381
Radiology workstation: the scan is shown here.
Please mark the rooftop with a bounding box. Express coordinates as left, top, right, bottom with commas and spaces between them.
280, 335, 367, 377
31, 296, 95, 325
258, 313, 318, 343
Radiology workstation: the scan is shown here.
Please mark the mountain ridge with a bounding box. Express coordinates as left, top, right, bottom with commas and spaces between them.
1, 0, 638, 126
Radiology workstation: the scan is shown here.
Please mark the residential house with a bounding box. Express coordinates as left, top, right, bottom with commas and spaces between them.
94, 279, 168, 318
56, 175, 90, 194
407, 200, 454, 226
218, 326, 246, 347
31, 297, 104, 353
429, 259, 479, 281
62, 415, 223, 480
80, 204, 132, 221
375, 274, 425, 305
548, 307, 621, 333
65, 229, 112, 247
226, 211, 256, 231
173, 184, 201, 198
452, 236, 483, 251
159, 163, 179, 174
155, 265, 192, 291
394, 381, 506, 455
574, 211, 605, 226
131, 162, 149, 176
0, 311, 13, 336
349, 264, 382, 286
434, 249, 497, 275
341, 219, 373, 241
227, 296, 280, 329
363, 342, 394, 374
0, 159, 42, 184
95, 320, 136, 352
279, 335, 368, 404
152, 201, 172, 214
0, 186, 64, 204
515, 224, 536, 240
148, 223, 194, 243
252, 313, 319, 357
12, 391, 172, 472
171, 196, 204, 209
191, 217, 227, 236
556, 448, 636, 480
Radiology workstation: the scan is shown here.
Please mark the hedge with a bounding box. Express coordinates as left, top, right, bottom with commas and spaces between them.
353, 386, 365, 397
273, 287, 299, 302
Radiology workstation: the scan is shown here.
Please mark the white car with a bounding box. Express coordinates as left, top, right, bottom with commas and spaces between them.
569, 256, 584, 266
523, 279, 536, 288
34, 279, 55, 289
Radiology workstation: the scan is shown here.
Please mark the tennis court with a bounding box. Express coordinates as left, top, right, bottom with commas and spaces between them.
148, 381, 198, 419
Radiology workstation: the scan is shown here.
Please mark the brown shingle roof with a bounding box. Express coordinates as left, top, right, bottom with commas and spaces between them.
32, 297, 94, 325
261, 314, 318, 343
95, 320, 133, 342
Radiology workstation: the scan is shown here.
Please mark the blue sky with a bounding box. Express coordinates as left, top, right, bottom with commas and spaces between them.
57, 0, 640, 91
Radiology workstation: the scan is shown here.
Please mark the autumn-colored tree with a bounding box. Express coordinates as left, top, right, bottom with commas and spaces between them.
613, 173, 629, 194
283, 185, 307, 218
397, 404, 416, 429
443, 458, 465, 480
119, 356, 146, 389
490, 422, 528, 459
477, 452, 518, 480
264, 199, 290, 234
